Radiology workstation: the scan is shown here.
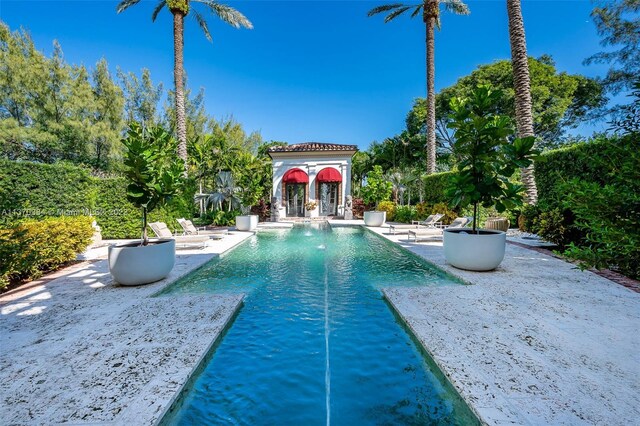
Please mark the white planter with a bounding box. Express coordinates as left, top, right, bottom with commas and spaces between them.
108, 239, 175, 286
236, 215, 258, 231
363, 211, 386, 227
443, 228, 506, 271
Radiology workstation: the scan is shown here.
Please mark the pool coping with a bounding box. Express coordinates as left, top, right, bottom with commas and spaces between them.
365, 225, 640, 425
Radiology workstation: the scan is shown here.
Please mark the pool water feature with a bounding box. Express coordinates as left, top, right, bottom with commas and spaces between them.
160, 226, 479, 425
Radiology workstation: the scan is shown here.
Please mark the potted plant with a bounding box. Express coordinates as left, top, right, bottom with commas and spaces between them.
361, 165, 393, 226
235, 166, 262, 231
304, 200, 317, 217
108, 124, 184, 285
444, 85, 538, 271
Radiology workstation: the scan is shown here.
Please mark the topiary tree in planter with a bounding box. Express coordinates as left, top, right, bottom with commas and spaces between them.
361, 165, 393, 226
122, 123, 185, 245
361, 165, 392, 209
443, 85, 538, 270
446, 85, 538, 232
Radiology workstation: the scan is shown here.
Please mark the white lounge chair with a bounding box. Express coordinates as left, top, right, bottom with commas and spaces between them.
177, 218, 228, 236
388, 213, 444, 235
148, 222, 212, 249
407, 217, 470, 242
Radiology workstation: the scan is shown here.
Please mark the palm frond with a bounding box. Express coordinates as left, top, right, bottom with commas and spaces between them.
151, 0, 167, 22
442, 0, 470, 15
385, 6, 414, 22
367, 4, 407, 17
411, 5, 423, 18
116, 0, 142, 14
192, 9, 212, 41
194, 0, 253, 29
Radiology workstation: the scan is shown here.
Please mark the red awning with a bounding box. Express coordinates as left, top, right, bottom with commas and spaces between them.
316, 167, 342, 183
283, 168, 309, 183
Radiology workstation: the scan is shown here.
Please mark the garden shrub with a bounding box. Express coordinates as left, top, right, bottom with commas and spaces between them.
517, 204, 541, 232
533, 208, 582, 248
376, 201, 396, 221
394, 205, 417, 223
431, 202, 457, 225
415, 202, 432, 220
0, 216, 94, 289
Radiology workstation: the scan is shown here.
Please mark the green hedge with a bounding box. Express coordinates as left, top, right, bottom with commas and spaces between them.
0, 160, 95, 225
0, 216, 94, 289
532, 134, 639, 278
0, 160, 194, 239
535, 139, 612, 209
422, 171, 455, 205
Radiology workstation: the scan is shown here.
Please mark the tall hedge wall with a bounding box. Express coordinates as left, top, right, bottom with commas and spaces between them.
535, 139, 612, 208
421, 171, 455, 205
0, 160, 193, 239
0, 160, 95, 223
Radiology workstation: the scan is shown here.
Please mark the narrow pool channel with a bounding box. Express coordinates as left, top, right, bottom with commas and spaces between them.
159, 225, 478, 425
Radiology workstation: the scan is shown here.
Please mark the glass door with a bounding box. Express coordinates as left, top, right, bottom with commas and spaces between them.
319, 183, 338, 216
286, 184, 305, 217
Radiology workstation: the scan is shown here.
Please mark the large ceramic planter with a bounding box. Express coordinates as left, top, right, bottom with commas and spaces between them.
108, 239, 175, 286
363, 211, 386, 227
236, 215, 258, 231
443, 228, 506, 271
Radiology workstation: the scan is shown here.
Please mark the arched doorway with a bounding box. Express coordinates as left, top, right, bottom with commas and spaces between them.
316, 167, 342, 216
283, 168, 308, 217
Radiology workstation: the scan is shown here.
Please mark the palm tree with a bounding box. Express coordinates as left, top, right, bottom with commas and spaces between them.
506, 0, 537, 204
368, 1, 469, 175
116, 0, 252, 171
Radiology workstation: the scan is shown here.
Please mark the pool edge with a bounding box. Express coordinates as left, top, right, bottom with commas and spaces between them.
382, 291, 487, 426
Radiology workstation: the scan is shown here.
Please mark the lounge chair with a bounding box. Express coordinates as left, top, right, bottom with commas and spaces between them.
388, 213, 444, 235
177, 218, 229, 236
148, 222, 213, 249
407, 217, 470, 242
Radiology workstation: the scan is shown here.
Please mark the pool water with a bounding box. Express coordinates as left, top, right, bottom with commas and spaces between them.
160, 225, 479, 425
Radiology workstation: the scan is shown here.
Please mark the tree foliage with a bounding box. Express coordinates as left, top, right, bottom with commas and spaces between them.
445, 85, 538, 231
585, 0, 640, 94
407, 56, 606, 149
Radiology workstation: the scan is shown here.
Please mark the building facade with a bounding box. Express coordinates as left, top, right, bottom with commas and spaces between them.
267, 143, 358, 219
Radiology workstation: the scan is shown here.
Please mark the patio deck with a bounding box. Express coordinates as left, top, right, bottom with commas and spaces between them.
0, 231, 254, 424
367, 226, 640, 425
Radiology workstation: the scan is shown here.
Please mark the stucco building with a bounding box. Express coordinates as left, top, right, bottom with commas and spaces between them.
267, 142, 358, 219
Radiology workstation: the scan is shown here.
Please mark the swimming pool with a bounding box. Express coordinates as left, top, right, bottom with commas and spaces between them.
159, 225, 478, 425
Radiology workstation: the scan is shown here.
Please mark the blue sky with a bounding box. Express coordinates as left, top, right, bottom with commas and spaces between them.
0, 0, 611, 149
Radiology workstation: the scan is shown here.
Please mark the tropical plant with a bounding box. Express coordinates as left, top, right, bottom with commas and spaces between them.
506, 0, 538, 204
197, 171, 241, 212
122, 123, 185, 245
368, 0, 470, 175
445, 85, 538, 232
116, 0, 253, 170
361, 165, 393, 208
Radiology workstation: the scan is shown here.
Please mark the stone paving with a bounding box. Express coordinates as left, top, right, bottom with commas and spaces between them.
367, 225, 640, 426
0, 231, 254, 425
2, 222, 638, 425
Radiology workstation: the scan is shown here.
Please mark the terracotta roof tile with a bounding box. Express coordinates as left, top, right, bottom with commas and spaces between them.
267, 142, 358, 153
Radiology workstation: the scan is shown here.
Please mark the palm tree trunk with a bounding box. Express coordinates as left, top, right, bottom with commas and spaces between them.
425, 3, 437, 175
173, 11, 188, 171
507, 0, 538, 204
